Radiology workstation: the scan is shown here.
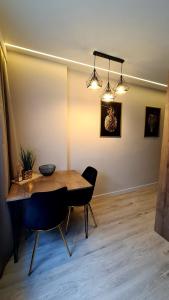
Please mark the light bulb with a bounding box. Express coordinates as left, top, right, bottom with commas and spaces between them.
115, 74, 129, 95
115, 84, 127, 94
88, 79, 100, 89
102, 92, 115, 102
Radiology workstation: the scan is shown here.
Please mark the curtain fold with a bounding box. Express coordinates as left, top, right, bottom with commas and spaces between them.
0, 42, 18, 277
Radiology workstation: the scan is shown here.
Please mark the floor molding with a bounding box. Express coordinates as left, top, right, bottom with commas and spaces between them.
93, 181, 158, 199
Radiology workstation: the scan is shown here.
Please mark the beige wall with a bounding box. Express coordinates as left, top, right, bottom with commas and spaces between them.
8, 52, 68, 170
7, 52, 166, 195
68, 70, 166, 195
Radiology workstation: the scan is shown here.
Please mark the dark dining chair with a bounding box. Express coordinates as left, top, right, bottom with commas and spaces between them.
23, 187, 71, 275
66, 166, 98, 238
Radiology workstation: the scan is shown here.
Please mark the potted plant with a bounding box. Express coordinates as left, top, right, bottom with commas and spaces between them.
20, 147, 35, 180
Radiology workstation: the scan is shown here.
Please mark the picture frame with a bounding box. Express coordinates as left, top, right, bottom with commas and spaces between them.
100, 101, 122, 137
144, 106, 161, 137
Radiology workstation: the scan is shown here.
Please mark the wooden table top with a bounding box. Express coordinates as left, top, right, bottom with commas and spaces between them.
6, 170, 92, 202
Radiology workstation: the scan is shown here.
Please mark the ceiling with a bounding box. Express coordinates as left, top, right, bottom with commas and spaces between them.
1, 0, 169, 87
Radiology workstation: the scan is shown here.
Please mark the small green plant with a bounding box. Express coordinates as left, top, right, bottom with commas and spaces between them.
20, 147, 35, 171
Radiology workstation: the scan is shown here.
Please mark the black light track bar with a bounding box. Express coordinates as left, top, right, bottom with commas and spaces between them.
93, 50, 124, 64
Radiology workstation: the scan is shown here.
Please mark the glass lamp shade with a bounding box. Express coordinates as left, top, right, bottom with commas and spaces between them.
101, 82, 115, 102
115, 75, 129, 95
86, 69, 102, 89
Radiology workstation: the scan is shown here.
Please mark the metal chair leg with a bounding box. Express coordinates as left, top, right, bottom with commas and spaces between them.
88, 203, 97, 227
28, 231, 39, 276
58, 225, 71, 257
84, 205, 88, 239
65, 206, 72, 234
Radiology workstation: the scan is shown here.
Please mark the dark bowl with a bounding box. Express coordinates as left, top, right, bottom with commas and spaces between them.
39, 164, 56, 176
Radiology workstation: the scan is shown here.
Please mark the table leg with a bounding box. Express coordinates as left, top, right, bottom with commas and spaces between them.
8, 201, 23, 263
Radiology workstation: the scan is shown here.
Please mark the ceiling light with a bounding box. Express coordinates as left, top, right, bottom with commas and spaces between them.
115, 63, 129, 95
102, 82, 115, 102
87, 51, 128, 100
102, 60, 115, 102
86, 55, 102, 89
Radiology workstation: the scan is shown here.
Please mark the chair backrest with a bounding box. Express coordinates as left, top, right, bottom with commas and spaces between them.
23, 187, 68, 231
82, 166, 97, 187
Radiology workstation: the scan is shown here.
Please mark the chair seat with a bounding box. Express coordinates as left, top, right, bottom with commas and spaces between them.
66, 187, 93, 207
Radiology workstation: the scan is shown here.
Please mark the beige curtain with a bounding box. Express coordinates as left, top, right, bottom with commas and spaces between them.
0, 42, 18, 276
0, 43, 18, 199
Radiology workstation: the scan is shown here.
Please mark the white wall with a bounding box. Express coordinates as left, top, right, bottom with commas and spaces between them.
68, 70, 166, 195
7, 52, 166, 195
8, 52, 68, 170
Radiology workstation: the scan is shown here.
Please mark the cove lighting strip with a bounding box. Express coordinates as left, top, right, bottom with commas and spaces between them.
5, 43, 167, 88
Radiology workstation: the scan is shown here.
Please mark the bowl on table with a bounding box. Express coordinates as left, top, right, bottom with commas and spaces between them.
39, 164, 56, 176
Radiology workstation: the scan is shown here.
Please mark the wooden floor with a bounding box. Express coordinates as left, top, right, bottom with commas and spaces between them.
1, 186, 169, 300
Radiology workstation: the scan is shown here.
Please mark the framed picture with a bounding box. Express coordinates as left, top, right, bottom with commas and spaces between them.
144, 106, 161, 137
100, 101, 122, 137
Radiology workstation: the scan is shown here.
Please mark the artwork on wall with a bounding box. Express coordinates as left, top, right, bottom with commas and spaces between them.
144, 106, 161, 137
100, 101, 122, 137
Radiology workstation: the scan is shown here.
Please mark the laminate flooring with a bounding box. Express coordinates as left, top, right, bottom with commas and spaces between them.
1, 185, 169, 300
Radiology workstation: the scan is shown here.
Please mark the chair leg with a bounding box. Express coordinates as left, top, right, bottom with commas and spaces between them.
65, 206, 72, 234
58, 225, 71, 257
28, 231, 39, 276
88, 203, 97, 227
84, 205, 88, 239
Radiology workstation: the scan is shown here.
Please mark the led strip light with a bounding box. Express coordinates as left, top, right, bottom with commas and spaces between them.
5, 43, 167, 89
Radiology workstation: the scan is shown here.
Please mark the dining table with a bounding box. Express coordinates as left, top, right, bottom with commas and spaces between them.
7, 170, 92, 262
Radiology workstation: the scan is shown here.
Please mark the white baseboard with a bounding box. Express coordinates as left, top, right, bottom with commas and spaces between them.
93, 181, 158, 199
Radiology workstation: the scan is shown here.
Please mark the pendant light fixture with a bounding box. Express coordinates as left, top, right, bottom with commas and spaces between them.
102, 60, 115, 102
115, 62, 129, 95
86, 50, 129, 97
86, 55, 102, 89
